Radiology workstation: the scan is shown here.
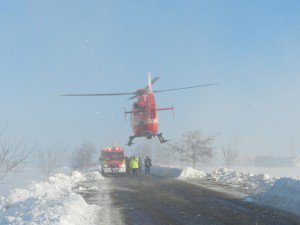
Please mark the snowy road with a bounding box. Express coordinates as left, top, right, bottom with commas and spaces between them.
76, 174, 300, 225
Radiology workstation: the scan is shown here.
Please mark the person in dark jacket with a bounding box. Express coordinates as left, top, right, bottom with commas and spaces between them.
144, 156, 152, 175
125, 157, 131, 175
138, 157, 142, 174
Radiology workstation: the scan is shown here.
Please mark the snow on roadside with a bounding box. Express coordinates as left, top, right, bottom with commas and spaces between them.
152, 166, 275, 191
0, 171, 103, 225
206, 168, 275, 192
170, 166, 300, 216
247, 177, 300, 216
178, 167, 207, 179
151, 165, 207, 179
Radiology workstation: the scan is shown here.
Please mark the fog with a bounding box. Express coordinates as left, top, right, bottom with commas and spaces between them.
1, 1, 300, 193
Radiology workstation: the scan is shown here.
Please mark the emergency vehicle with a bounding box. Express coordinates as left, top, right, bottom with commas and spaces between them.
100, 146, 126, 175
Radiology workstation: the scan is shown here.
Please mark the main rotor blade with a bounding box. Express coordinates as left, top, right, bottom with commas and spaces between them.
151, 76, 160, 85
144, 76, 160, 91
153, 83, 218, 93
128, 95, 138, 100
61, 92, 135, 97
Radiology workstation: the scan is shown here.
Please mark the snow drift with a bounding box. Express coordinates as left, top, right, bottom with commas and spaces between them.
152, 166, 274, 191
154, 166, 275, 191
178, 167, 207, 179
153, 165, 300, 216
2, 165, 300, 223
206, 168, 275, 192
248, 177, 300, 216
151, 166, 207, 179
0, 171, 102, 225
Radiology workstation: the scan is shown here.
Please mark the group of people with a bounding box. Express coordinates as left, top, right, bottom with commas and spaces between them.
125, 156, 152, 177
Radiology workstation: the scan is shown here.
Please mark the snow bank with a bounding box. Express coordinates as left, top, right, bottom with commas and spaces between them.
0, 171, 103, 225
248, 177, 300, 216
153, 166, 274, 191
155, 165, 300, 216
178, 167, 207, 179
207, 168, 275, 191
150, 166, 206, 179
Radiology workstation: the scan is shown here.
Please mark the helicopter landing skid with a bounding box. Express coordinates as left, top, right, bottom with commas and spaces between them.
157, 133, 169, 143
127, 135, 136, 146
127, 133, 169, 146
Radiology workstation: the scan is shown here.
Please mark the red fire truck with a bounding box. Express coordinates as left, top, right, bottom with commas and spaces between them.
100, 146, 126, 175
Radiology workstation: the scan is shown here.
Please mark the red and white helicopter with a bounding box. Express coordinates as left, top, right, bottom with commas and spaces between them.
62, 73, 216, 146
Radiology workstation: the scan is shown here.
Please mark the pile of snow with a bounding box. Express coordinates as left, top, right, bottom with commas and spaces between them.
154, 165, 300, 216
178, 167, 207, 179
151, 166, 206, 179
81, 165, 102, 174
0, 171, 102, 225
207, 168, 275, 191
248, 177, 300, 216
173, 166, 300, 216
152, 166, 275, 191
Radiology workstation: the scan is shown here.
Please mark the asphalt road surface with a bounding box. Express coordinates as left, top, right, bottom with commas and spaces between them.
76, 174, 300, 225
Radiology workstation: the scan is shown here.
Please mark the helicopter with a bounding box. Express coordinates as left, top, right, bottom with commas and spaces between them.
61, 73, 216, 146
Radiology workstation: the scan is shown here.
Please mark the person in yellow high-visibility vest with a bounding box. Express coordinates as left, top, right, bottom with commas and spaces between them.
130, 156, 139, 177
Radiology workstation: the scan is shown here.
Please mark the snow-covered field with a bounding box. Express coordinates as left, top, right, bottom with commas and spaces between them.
1, 165, 300, 224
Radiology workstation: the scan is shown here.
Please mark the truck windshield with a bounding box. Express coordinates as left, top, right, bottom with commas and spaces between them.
102, 152, 124, 160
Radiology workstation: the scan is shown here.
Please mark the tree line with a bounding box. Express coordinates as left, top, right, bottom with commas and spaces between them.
152, 130, 239, 169
1, 128, 96, 181
1, 129, 239, 182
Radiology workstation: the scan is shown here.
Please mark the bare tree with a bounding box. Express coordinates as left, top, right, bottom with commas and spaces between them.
71, 142, 95, 169
222, 144, 239, 168
0, 131, 29, 182
170, 130, 215, 169
36, 144, 67, 177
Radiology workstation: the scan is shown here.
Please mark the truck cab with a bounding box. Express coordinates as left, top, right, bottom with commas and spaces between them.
100, 147, 126, 175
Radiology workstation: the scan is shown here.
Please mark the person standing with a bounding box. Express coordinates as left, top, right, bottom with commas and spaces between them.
125, 157, 131, 175
138, 157, 142, 174
144, 156, 152, 175
130, 156, 139, 177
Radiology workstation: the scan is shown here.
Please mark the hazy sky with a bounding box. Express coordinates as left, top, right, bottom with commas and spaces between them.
0, 1, 300, 158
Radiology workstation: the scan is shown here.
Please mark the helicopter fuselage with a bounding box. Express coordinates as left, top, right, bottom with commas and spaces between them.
131, 91, 158, 138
